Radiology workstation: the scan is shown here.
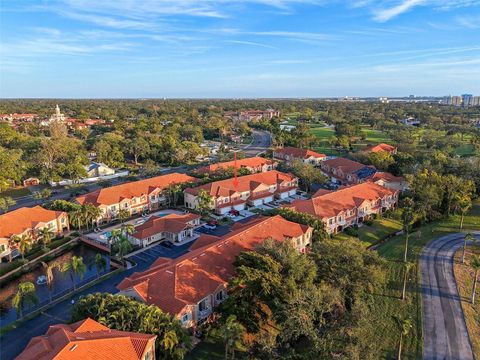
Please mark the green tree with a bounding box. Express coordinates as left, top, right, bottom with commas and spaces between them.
210, 315, 246, 360
94, 253, 107, 278
285, 160, 326, 192
196, 189, 213, 216
62, 255, 87, 291
127, 137, 150, 165
37, 225, 55, 250
395, 317, 412, 360
401, 262, 414, 301
118, 208, 130, 224
457, 194, 472, 230
42, 261, 60, 303
470, 255, 480, 305
0, 196, 16, 213
11, 233, 32, 261
68, 209, 85, 231
112, 233, 133, 264
12, 282, 39, 319
402, 198, 415, 262
462, 232, 475, 264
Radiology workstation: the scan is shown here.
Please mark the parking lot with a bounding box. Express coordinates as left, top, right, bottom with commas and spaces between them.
196, 224, 232, 237
126, 241, 194, 269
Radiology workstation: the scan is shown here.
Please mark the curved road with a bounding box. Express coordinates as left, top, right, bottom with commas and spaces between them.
420, 232, 479, 360
243, 130, 271, 157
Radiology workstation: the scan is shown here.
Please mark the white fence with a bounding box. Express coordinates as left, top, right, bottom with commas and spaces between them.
48, 170, 130, 187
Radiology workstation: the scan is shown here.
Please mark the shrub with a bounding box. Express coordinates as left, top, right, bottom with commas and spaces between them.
363, 219, 374, 226
344, 226, 359, 237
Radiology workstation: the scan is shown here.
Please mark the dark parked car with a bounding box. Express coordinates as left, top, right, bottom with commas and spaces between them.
161, 240, 173, 248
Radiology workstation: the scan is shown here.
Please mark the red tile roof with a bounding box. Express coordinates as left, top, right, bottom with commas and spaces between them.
321, 157, 366, 174
76, 173, 196, 207
287, 182, 397, 219
274, 146, 326, 159
0, 206, 66, 239
363, 143, 396, 153
117, 215, 311, 315
184, 170, 296, 197
16, 318, 156, 360
195, 157, 276, 175
132, 213, 201, 240
369, 172, 404, 183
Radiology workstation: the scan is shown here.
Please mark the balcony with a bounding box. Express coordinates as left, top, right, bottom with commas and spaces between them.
198, 307, 212, 320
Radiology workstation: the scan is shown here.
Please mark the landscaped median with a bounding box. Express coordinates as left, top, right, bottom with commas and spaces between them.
453, 245, 480, 359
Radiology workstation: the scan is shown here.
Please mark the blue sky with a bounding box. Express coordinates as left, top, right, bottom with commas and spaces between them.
1, 0, 479, 98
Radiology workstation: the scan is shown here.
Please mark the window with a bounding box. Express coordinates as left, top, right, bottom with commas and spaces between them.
111, 205, 117, 211
124, 203, 128, 208
182, 313, 189, 323
199, 299, 208, 311
0, 244, 5, 252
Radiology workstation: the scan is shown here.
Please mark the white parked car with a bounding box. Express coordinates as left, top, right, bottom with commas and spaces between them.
203, 224, 217, 230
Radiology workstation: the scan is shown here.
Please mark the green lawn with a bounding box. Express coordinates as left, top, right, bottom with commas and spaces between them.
0, 187, 31, 198
186, 341, 225, 360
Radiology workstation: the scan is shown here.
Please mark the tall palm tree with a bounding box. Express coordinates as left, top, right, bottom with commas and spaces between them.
68, 209, 84, 231
470, 255, 480, 305
402, 199, 414, 263
401, 262, 414, 301
42, 261, 60, 303
122, 224, 135, 236
11, 233, 33, 261
458, 195, 472, 229
83, 204, 102, 230
222, 315, 245, 360
462, 232, 475, 264
37, 225, 55, 250
12, 282, 39, 319
62, 255, 87, 291
118, 209, 129, 224
396, 317, 412, 360
113, 235, 132, 265
94, 253, 107, 278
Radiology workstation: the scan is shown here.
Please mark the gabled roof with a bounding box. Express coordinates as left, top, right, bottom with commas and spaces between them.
16, 318, 156, 360
184, 170, 296, 197
274, 146, 326, 159
117, 215, 311, 315
195, 157, 276, 175
132, 213, 201, 240
363, 143, 396, 153
0, 206, 65, 239
369, 171, 404, 183
322, 157, 367, 174
287, 182, 397, 219
76, 173, 197, 207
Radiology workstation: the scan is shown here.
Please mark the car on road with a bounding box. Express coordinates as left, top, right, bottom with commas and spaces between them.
204, 223, 217, 230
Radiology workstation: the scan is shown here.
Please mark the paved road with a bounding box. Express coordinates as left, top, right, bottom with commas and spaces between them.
420, 232, 479, 360
243, 130, 271, 157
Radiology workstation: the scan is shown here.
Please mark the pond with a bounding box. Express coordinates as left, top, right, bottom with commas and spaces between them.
0, 244, 111, 326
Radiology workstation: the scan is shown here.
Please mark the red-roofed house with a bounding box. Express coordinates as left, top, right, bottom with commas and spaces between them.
369, 172, 407, 191
16, 318, 156, 360
194, 156, 277, 176
0, 206, 69, 262
286, 182, 399, 234
184, 170, 298, 215
273, 147, 326, 165
75, 173, 197, 223
320, 157, 377, 185
117, 215, 312, 328
129, 213, 201, 247
363, 143, 397, 154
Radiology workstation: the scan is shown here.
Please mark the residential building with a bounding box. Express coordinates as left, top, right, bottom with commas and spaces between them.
224, 109, 280, 121
286, 182, 399, 234
85, 162, 115, 177
362, 143, 397, 155
320, 157, 376, 185
0, 206, 69, 262
273, 147, 326, 165
194, 156, 277, 176
184, 170, 298, 215
75, 173, 197, 223
117, 215, 312, 328
129, 213, 201, 247
40, 105, 66, 126
369, 172, 407, 191
16, 318, 156, 360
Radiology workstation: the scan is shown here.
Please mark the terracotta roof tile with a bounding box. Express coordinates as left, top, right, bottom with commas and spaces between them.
274, 146, 326, 159
363, 143, 396, 153
132, 213, 201, 240
76, 173, 196, 207
195, 157, 276, 175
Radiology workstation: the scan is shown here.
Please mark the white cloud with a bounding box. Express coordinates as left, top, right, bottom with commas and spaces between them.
373, 0, 426, 22
225, 40, 277, 49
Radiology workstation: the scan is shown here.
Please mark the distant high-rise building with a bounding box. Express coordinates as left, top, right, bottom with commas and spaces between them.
462, 94, 473, 108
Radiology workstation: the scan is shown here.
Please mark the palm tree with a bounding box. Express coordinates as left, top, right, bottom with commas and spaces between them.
458, 195, 472, 229
42, 261, 60, 303
470, 255, 480, 305
222, 315, 245, 360
462, 232, 475, 264
401, 262, 414, 301
94, 253, 107, 278
122, 223, 135, 236
118, 208, 129, 224
0, 196, 16, 213
401, 199, 414, 263
11, 233, 33, 261
396, 317, 412, 360
12, 282, 39, 319
68, 209, 84, 231
83, 204, 102, 230
37, 225, 55, 250
113, 235, 132, 265
62, 255, 87, 291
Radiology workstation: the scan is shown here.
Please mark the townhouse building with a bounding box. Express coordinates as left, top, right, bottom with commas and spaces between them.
184, 170, 298, 215
17, 318, 156, 360
320, 157, 377, 185
194, 156, 278, 176
129, 213, 201, 248
75, 173, 196, 223
117, 215, 312, 328
273, 146, 326, 165
0, 206, 69, 262
287, 182, 399, 234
